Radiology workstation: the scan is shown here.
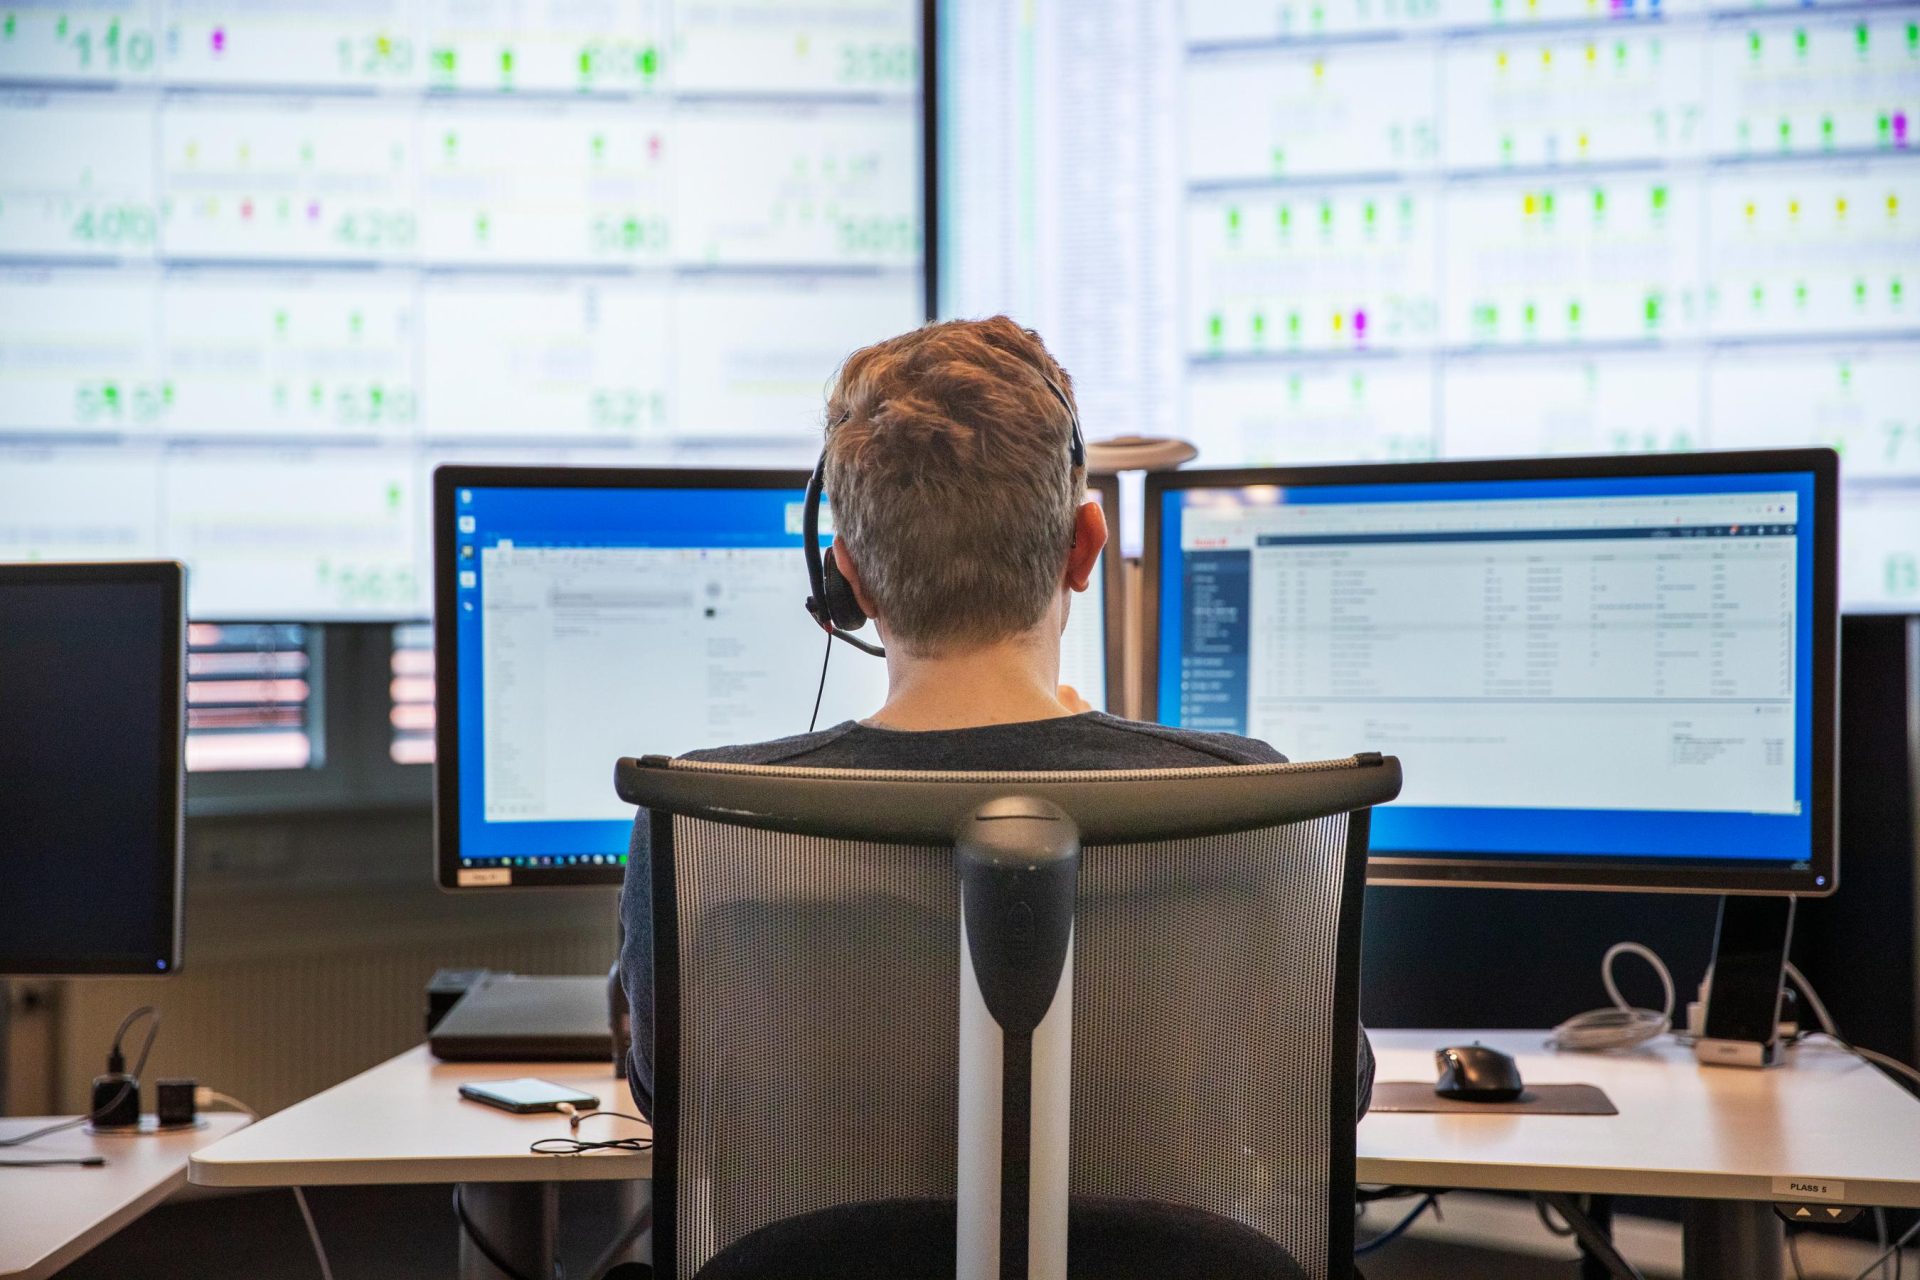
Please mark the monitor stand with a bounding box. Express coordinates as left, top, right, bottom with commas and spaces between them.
1694, 896, 1797, 1070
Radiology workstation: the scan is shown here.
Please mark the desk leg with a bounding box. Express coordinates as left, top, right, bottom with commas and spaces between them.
1579, 1196, 1615, 1280
588, 1180, 652, 1273
1540, 1193, 1644, 1280
455, 1180, 652, 1280
1683, 1201, 1783, 1280
458, 1181, 559, 1280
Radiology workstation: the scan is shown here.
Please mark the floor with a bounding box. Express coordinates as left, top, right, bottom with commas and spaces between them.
58, 1181, 640, 1280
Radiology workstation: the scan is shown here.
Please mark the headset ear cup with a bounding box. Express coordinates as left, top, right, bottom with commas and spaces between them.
822, 549, 868, 632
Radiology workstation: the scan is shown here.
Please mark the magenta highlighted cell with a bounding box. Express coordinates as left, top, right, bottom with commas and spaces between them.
1354, 309, 1369, 340
306, 200, 321, 221
211, 27, 226, 54
1896, 112, 1910, 147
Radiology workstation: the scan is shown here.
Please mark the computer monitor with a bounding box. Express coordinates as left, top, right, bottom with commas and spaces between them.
0, 562, 185, 975
1146, 450, 1838, 896
434, 465, 1123, 888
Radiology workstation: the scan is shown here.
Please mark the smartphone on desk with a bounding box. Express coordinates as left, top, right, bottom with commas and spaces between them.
459, 1078, 600, 1115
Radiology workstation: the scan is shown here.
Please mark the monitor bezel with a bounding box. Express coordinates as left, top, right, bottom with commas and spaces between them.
0, 560, 186, 974
1142, 449, 1840, 897
434, 464, 1126, 890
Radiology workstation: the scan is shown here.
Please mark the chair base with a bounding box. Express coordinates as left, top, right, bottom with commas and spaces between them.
693, 1195, 1307, 1280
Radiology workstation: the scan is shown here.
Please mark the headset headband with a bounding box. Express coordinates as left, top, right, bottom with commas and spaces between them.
1039, 373, 1088, 471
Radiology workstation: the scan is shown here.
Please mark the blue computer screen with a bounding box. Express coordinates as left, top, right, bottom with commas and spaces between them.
1156, 470, 1819, 876
450, 478, 1109, 876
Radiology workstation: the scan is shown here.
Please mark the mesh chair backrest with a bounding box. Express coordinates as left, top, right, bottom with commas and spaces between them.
650, 764, 1370, 1280
659, 821, 962, 1271
1070, 818, 1355, 1275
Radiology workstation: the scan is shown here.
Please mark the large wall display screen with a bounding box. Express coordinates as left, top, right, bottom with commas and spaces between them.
942, 0, 1918, 609
1, 1, 927, 618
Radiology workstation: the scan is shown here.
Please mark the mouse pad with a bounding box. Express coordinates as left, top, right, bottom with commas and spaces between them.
1370, 1082, 1618, 1115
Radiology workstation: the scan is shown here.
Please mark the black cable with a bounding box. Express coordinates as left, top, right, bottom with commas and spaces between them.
1535, 1193, 1646, 1280
0, 1005, 160, 1148
528, 1136, 654, 1155
0, 1156, 107, 1167
1783, 967, 1920, 1098
1355, 1193, 1438, 1257
1851, 1219, 1920, 1280
452, 1184, 542, 1280
807, 627, 833, 733
1536, 1196, 1579, 1238
529, 1110, 654, 1156
110, 1005, 161, 1068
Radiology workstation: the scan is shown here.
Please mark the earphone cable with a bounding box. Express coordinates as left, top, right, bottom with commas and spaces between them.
808, 628, 833, 733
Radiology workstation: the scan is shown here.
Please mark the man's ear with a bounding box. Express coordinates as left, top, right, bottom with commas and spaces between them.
1063, 500, 1108, 593
829, 539, 881, 621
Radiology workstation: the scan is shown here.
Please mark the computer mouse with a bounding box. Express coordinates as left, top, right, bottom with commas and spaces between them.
1435, 1043, 1525, 1102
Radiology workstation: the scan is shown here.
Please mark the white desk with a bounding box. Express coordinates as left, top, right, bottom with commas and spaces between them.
1361, 1029, 1920, 1279
1, 1113, 248, 1280
189, 1032, 1920, 1280
1360, 1028, 1920, 1206
190, 1047, 647, 1187
190, 1048, 648, 1280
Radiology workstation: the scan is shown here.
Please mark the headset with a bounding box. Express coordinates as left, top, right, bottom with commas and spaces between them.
802, 367, 1087, 661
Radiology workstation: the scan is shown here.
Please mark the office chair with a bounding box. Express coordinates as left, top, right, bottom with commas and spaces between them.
616, 751, 1401, 1280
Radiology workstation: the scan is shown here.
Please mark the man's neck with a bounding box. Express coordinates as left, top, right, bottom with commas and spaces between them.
863, 628, 1072, 732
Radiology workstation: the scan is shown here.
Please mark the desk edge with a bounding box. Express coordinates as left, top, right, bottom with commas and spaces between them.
188, 1151, 651, 1188
1357, 1157, 1920, 1209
